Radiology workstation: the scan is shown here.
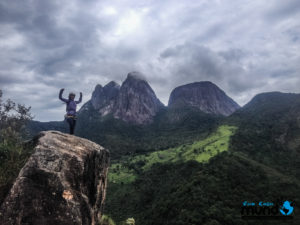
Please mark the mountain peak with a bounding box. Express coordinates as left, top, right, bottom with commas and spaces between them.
242, 91, 300, 111
168, 81, 240, 116
84, 72, 164, 124
126, 71, 147, 81
104, 81, 120, 88
114, 72, 164, 124
192, 81, 217, 87
94, 84, 103, 91
91, 81, 120, 111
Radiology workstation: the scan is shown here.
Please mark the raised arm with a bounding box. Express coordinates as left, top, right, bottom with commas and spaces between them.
76, 92, 82, 104
59, 88, 68, 103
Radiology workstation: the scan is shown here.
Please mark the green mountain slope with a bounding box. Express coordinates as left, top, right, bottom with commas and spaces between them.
229, 92, 300, 178
105, 151, 300, 225
108, 125, 236, 184
75, 104, 222, 159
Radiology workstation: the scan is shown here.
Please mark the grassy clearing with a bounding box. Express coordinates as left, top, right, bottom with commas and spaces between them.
108, 125, 237, 184
108, 163, 137, 184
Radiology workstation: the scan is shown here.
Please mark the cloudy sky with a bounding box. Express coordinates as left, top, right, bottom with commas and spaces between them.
1, 0, 300, 121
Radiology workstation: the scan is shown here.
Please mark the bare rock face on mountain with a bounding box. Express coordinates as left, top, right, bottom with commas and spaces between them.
91, 81, 120, 116
82, 72, 164, 125
0, 131, 110, 225
168, 81, 240, 116
80, 73, 239, 123
113, 72, 164, 124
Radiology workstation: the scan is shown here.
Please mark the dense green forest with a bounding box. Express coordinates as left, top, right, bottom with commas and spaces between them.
229, 92, 300, 178
105, 152, 299, 225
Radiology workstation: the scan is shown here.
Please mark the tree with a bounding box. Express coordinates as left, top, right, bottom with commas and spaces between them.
0, 90, 33, 143
0, 90, 33, 204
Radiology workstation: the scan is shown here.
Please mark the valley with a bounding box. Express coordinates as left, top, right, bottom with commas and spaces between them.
108, 125, 237, 184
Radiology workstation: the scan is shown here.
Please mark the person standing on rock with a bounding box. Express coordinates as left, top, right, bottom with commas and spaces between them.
59, 88, 82, 135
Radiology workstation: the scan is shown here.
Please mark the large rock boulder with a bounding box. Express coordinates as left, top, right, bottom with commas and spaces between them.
0, 131, 110, 225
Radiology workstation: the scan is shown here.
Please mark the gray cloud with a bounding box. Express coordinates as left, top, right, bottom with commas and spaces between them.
0, 0, 299, 121
266, 0, 300, 21
218, 49, 248, 63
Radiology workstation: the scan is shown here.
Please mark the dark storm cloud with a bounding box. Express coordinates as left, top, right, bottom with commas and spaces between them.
0, 72, 25, 84
160, 43, 224, 79
0, 0, 117, 77
159, 42, 252, 93
0, 0, 299, 121
266, 0, 300, 21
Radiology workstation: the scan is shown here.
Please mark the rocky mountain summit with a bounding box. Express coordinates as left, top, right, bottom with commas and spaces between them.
0, 131, 110, 225
78, 73, 240, 125
91, 81, 121, 116
168, 81, 240, 116
81, 72, 164, 124
113, 72, 164, 124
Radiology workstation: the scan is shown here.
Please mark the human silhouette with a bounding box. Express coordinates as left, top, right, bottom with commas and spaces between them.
59, 88, 82, 135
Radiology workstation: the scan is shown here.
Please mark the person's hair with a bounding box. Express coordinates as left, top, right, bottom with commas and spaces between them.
68, 92, 75, 99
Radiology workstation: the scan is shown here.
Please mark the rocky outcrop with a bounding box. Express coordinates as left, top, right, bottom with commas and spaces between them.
91, 81, 120, 115
81, 72, 164, 125
168, 81, 240, 116
79, 73, 240, 124
113, 72, 164, 124
0, 131, 110, 225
